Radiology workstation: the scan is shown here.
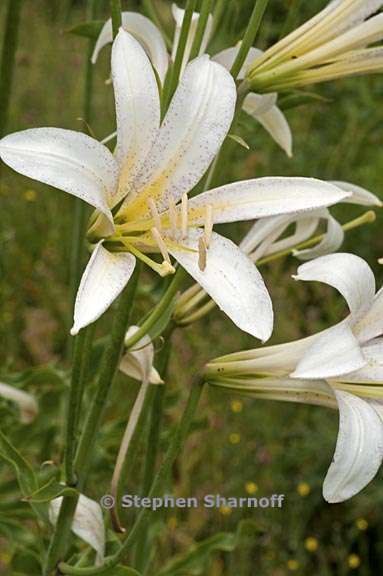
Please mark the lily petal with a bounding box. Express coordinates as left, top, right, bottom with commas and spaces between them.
120, 326, 163, 384
0, 382, 38, 424
92, 12, 168, 82
331, 180, 382, 206
243, 93, 293, 157
293, 252, 376, 318
323, 390, 383, 503
50, 494, 105, 564
339, 338, 383, 384
0, 128, 117, 224
71, 243, 136, 336
354, 287, 383, 342
171, 4, 213, 74
121, 56, 236, 219
292, 321, 367, 379
294, 212, 344, 260
169, 230, 273, 341
187, 177, 351, 225
112, 29, 160, 192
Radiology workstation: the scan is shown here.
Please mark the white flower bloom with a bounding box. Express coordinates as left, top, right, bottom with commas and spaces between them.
206, 253, 383, 503
49, 494, 105, 565
247, 0, 383, 91
0, 382, 38, 423
0, 30, 349, 341
240, 181, 381, 262
93, 8, 293, 155
120, 326, 163, 384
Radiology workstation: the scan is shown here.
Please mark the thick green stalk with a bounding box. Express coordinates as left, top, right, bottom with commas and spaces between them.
189, 0, 214, 60
230, 0, 270, 80
211, 0, 227, 39
110, 0, 122, 38
161, 0, 197, 114
0, 0, 23, 137
133, 328, 174, 571
74, 264, 141, 487
43, 495, 80, 576
124, 267, 185, 350
58, 380, 205, 575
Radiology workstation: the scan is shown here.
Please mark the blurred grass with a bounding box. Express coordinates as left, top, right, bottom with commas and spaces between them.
0, 1, 383, 575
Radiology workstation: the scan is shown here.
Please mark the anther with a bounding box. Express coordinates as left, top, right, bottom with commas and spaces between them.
181, 193, 188, 239
198, 236, 207, 271
151, 227, 171, 265
168, 196, 178, 237
204, 205, 213, 248
148, 198, 162, 231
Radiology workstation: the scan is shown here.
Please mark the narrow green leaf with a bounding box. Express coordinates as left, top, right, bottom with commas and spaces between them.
24, 478, 78, 503
228, 134, 251, 150
278, 90, 332, 111
0, 428, 37, 496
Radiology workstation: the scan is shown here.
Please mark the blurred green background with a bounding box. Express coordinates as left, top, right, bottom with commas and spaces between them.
1, 0, 383, 575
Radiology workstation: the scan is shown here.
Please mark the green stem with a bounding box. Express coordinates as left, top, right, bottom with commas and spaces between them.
124, 267, 185, 350
230, 0, 270, 80
161, 0, 197, 115
133, 328, 174, 572
189, 0, 214, 60
64, 328, 89, 486
74, 264, 141, 488
210, 0, 227, 40
43, 495, 80, 576
110, 0, 122, 38
0, 0, 23, 137
58, 380, 205, 575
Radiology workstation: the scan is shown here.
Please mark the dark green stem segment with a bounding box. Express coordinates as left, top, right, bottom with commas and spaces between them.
161, 0, 197, 115
110, 0, 122, 38
44, 495, 80, 576
230, 0, 270, 80
133, 328, 174, 572
74, 264, 141, 488
0, 0, 23, 137
189, 0, 214, 60
58, 380, 205, 575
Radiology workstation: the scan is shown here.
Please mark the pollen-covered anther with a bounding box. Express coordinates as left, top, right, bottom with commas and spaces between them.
204, 204, 213, 248
151, 227, 172, 265
181, 193, 188, 239
198, 236, 207, 271
168, 196, 178, 237
148, 198, 162, 231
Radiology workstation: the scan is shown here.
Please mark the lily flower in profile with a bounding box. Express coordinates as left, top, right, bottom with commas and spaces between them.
92, 5, 293, 156
205, 252, 383, 503
0, 30, 349, 341
247, 0, 383, 92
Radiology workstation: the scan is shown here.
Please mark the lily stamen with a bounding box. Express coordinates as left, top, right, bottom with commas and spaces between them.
181, 193, 188, 239
151, 227, 172, 265
148, 198, 162, 232
198, 236, 207, 271
204, 204, 213, 248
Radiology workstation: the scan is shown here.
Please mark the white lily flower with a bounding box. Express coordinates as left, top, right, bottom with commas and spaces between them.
93, 8, 292, 155
247, 0, 383, 91
206, 253, 383, 503
0, 29, 349, 341
0, 382, 38, 424
240, 180, 381, 261
50, 494, 105, 564
120, 326, 163, 384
